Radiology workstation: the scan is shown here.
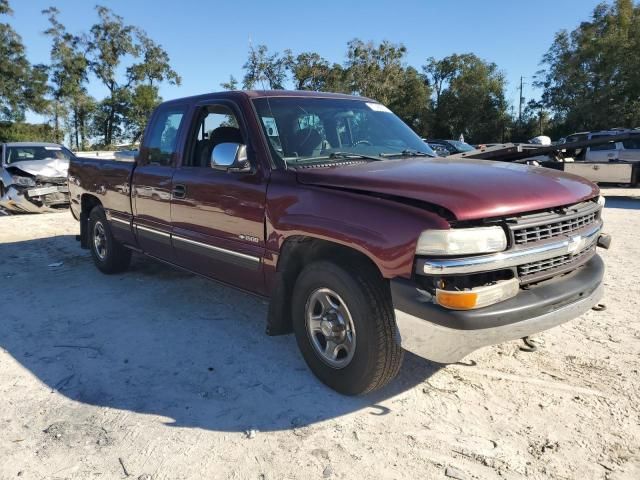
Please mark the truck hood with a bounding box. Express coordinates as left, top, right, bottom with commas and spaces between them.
6, 158, 69, 178
295, 158, 599, 221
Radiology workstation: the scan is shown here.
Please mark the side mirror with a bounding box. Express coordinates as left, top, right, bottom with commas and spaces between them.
210, 142, 250, 172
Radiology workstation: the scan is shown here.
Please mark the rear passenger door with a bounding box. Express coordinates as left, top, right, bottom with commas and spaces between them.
170, 101, 268, 294
132, 104, 187, 261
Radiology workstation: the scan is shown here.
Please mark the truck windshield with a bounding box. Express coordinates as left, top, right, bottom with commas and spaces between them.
5, 145, 73, 164
253, 97, 434, 165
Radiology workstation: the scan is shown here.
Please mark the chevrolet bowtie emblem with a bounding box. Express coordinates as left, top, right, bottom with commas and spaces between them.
567, 235, 584, 255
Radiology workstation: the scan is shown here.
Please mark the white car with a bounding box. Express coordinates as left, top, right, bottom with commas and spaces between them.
0, 142, 74, 213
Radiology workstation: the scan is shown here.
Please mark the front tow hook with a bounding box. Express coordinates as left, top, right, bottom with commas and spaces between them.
597, 233, 612, 250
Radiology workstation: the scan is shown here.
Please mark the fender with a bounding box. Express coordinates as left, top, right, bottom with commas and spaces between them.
265, 170, 451, 280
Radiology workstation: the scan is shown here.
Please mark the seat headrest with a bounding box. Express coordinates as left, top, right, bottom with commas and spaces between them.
293, 128, 323, 156
210, 126, 243, 145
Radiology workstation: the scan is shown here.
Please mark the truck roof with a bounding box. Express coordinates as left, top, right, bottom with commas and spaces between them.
160, 90, 376, 107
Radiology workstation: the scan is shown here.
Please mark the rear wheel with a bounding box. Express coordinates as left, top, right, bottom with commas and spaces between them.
88, 206, 131, 274
292, 261, 403, 395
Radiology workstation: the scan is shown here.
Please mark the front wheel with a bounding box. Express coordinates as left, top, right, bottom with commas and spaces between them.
292, 261, 403, 395
88, 206, 132, 274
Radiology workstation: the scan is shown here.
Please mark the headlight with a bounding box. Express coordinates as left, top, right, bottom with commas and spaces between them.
11, 175, 36, 187
597, 195, 605, 207
416, 226, 507, 255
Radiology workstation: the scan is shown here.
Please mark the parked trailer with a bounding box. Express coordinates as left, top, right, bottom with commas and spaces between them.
447, 131, 640, 186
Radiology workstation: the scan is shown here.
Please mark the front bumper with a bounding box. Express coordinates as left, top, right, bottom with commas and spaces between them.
391, 254, 605, 363
0, 185, 69, 213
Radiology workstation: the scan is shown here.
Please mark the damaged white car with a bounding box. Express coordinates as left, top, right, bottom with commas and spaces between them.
0, 142, 73, 213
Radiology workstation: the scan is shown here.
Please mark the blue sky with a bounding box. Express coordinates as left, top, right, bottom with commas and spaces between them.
9, 0, 603, 122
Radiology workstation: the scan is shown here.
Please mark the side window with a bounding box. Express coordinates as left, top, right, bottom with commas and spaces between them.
188, 104, 243, 167
622, 138, 640, 150
590, 135, 617, 151
146, 107, 186, 166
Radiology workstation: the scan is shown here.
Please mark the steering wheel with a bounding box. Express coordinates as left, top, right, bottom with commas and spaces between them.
354, 139, 372, 146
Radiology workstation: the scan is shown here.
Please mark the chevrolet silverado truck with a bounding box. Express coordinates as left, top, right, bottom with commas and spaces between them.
68, 91, 610, 395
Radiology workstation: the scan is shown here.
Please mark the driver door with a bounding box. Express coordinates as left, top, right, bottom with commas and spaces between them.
170, 101, 268, 294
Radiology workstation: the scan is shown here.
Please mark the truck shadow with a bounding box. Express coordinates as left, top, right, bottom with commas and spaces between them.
0, 234, 442, 433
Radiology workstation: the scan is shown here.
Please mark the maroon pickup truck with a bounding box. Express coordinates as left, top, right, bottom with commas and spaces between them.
69, 90, 610, 395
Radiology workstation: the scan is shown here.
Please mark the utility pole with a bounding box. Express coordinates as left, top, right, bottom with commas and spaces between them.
518, 76, 524, 126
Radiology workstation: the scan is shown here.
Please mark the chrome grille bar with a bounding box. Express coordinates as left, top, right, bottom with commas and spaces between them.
416, 221, 602, 276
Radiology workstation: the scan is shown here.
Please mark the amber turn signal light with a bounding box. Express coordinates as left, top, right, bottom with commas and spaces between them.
435, 278, 520, 310
435, 290, 479, 310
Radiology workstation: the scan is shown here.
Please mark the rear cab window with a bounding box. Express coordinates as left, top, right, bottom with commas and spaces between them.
142, 106, 187, 166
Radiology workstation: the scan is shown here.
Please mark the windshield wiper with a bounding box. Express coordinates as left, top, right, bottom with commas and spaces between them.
289, 152, 383, 163
379, 149, 436, 158
328, 152, 383, 161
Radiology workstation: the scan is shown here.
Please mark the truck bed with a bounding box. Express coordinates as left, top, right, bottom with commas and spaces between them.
68, 157, 135, 221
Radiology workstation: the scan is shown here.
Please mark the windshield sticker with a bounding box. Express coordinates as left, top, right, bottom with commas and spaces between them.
44, 146, 62, 150
365, 102, 391, 113
261, 117, 279, 136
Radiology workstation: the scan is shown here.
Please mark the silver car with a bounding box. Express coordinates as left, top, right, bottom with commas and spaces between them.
0, 142, 74, 213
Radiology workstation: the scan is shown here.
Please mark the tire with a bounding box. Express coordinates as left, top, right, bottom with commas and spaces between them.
292, 260, 404, 395
88, 206, 132, 274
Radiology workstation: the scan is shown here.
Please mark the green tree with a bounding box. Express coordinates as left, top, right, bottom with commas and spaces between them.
0, 0, 48, 121
87, 5, 180, 146
424, 53, 508, 143
42, 6, 93, 147
287, 52, 347, 92
0, 121, 56, 142
87, 5, 138, 145
537, 0, 640, 132
124, 84, 159, 144
344, 39, 407, 104
242, 44, 290, 90
220, 75, 239, 90
124, 32, 181, 143
235, 39, 429, 134
387, 66, 431, 136
126, 31, 181, 87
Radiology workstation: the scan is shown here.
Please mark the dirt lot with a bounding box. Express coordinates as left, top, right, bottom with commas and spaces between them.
1, 188, 639, 480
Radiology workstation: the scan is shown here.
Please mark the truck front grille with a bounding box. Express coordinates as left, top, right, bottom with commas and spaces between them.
513, 211, 598, 245
509, 200, 601, 246
517, 244, 596, 283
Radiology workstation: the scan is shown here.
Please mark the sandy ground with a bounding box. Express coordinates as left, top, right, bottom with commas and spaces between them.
0, 188, 639, 480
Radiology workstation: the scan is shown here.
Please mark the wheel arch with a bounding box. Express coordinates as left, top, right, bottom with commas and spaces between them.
266, 235, 386, 336
79, 194, 103, 249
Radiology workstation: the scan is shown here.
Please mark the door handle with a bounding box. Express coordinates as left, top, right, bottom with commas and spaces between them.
172, 184, 186, 199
